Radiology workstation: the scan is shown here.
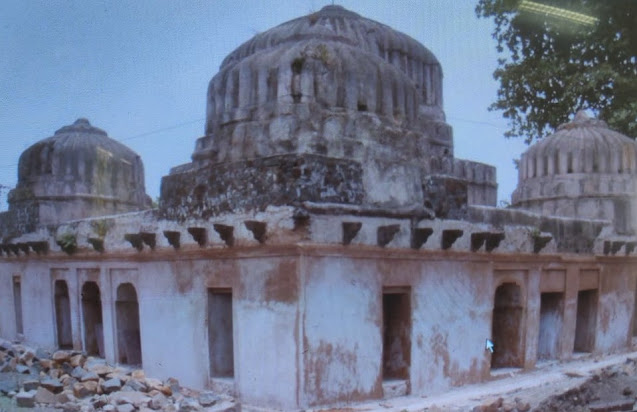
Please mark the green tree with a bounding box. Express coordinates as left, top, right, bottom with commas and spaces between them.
476, 0, 637, 143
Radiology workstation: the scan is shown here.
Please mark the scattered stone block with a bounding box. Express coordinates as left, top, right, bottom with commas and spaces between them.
90, 364, 114, 377
73, 381, 98, 398
81, 371, 99, 382
145, 377, 162, 389
41, 377, 64, 393
501, 402, 515, 412
71, 366, 86, 379
117, 404, 136, 412
165, 377, 180, 394
19, 347, 36, 365
29, 364, 43, 375
515, 399, 531, 412
0, 360, 14, 372
23, 379, 39, 391
16, 390, 36, 407
178, 397, 201, 411
144, 382, 171, 396
150, 392, 168, 410
131, 369, 145, 380
123, 378, 147, 392
39, 358, 53, 370
34, 386, 58, 404
103, 378, 123, 394
15, 364, 30, 374
0, 339, 12, 351
49, 368, 62, 379
60, 375, 78, 386
110, 390, 151, 407
92, 394, 109, 409
84, 357, 106, 370
35, 348, 51, 360
56, 391, 71, 404
52, 350, 72, 363
198, 391, 220, 407
69, 354, 85, 367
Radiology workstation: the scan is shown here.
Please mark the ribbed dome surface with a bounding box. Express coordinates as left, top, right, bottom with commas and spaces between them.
161, 5, 490, 218
196, 5, 447, 165
516, 112, 637, 183
221, 5, 440, 79
15, 118, 149, 210
512, 112, 637, 231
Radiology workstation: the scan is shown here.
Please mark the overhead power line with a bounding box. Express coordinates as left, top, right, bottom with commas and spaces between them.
118, 118, 204, 142
0, 117, 205, 170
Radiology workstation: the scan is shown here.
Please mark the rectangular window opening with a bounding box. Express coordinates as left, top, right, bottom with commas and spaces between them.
574, 289, 597, 353
13, 276, 23, 335
208, 289, 234, 379
538, 292, 564, 360
382, 287, 411, 389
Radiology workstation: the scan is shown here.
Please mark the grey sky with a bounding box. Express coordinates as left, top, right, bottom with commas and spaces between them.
0, 0, 528, 210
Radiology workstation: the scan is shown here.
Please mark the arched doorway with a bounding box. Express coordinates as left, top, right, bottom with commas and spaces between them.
54, 280, 73, 349
81, 282, 104, 356
115, 283, 142, 365
491, 282, 524, 368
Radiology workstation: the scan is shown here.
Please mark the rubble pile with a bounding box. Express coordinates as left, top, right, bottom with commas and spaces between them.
470, 396, 531, 412
0, 339, 235, 412
534, 358, 637, 412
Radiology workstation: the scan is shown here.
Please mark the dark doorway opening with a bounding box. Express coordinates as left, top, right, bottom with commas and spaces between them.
574, 289, 597, 353
208, 289, 234, 378
82, 282, 104, 357
491, 283, 524, 368
382, 288, 411, 383
13, 276, 23, 335
538, 292, 564, 360
116, 283, 142, 365
54, 280, 73, 349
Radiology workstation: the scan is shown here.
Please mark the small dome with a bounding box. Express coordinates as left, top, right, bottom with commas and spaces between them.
512, 112, 637, 232
12, 119, 150, 223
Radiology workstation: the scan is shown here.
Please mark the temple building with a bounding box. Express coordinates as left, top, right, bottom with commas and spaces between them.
0, 6, 636, 410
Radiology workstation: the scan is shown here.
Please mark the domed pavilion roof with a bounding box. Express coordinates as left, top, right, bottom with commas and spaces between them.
220, 5, 440, 74
12, 118, 150, 222
512, 111, 637, 231
515, 111, 636, 185
194, 5, 448, 165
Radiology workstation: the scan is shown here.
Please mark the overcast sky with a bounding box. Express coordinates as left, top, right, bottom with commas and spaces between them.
0, 0, 529, 211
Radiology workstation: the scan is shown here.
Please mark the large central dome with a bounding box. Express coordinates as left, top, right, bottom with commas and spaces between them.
194, 5, 448, 166
161, 6, 496, 220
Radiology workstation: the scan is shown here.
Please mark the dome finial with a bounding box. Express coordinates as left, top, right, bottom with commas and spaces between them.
573, 110, 589, 122
74, 118, 91, 126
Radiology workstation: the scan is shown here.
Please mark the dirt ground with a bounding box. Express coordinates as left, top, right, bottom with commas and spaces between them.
326, 349, 637, 412
3, 350, 637, 411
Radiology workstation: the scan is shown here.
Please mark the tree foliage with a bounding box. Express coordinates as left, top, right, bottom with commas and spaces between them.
476, 0, 637, 143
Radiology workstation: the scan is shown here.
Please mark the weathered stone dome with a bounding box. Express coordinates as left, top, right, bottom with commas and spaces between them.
512, 111, 637, 233
11, 118, 150, 225
194, 4, 448, 166
161, 5, 497, 220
